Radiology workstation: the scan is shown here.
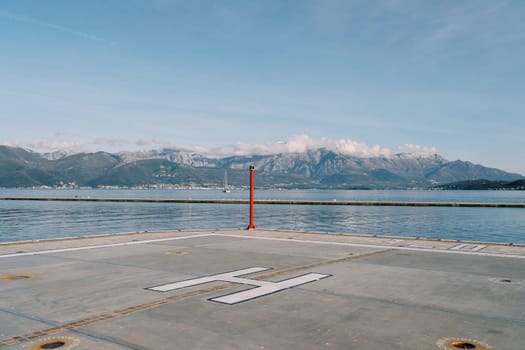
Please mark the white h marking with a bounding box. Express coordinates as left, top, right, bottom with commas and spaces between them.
147, 267, 330, 304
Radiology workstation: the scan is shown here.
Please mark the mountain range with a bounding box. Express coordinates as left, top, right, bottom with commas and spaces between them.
0, 145, 522, 189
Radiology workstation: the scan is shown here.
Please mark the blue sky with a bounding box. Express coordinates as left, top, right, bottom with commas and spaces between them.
0, 0, 524, 174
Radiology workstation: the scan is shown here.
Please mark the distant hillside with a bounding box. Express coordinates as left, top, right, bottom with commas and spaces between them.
0, 146, 54, 187
0, 145, 522, 189
432, 179, 525, 190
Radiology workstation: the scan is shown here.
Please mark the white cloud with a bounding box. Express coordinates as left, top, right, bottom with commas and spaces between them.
136, 138, 166, 147
6, 134, 437, 159
28, 139, 83, 151
0, 140, 22, 148
399, 143, 438, 154
221, 134, 394, 158
165, 134, 434, 158
93, 137, 129, 146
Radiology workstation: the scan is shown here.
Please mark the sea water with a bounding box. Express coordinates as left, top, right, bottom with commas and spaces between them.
0, 189, 524, 243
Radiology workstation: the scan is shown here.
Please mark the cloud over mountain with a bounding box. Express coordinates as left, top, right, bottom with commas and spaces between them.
166, 135, 422, 159
4, 134, 436, 160
29, 139, 83, 150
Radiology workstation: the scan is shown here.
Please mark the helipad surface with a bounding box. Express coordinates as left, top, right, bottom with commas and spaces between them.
1, 229, 524, 349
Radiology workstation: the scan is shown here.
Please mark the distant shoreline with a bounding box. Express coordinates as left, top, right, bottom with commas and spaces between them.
1, 197, 524, 208
1, 185, 524, 191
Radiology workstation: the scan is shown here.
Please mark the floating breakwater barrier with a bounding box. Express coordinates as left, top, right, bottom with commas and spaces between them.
1, 197, 525, 208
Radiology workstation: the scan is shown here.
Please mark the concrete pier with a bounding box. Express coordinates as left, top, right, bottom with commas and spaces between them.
1, 229, 524, 349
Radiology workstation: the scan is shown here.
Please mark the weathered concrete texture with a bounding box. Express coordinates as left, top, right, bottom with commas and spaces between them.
1, 229, 524, 349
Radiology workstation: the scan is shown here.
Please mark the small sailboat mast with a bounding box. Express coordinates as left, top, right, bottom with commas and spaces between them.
223, 170, 230, 192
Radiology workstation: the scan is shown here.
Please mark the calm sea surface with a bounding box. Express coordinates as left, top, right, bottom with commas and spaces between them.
1, 188, 524, 244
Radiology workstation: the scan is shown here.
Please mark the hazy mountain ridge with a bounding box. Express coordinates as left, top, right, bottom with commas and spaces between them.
0, 145, 522, 188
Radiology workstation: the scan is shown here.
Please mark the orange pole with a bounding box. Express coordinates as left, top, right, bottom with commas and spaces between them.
247, 165, 255, 230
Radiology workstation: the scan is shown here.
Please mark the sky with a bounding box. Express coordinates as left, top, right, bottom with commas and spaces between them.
0, 0, 524, 174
